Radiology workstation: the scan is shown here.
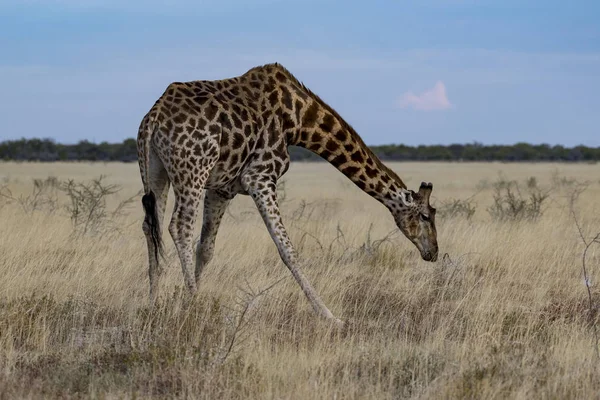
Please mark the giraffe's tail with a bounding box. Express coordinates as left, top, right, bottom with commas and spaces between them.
142, 191, 164, 262
138, 115, 164, 262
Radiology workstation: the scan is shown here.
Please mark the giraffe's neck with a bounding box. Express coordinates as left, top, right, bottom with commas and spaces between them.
288, 93, 407, 206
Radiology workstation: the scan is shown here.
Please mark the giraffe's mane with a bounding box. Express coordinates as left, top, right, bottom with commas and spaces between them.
251, 63, 407, 190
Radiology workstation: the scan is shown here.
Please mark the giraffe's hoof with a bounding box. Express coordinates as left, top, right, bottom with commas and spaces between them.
187, 283, 198, 295
331, 318, 352, 336
331, 318, 345, 328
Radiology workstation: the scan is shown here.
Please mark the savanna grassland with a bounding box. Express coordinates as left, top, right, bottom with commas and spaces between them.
0, 161, 599, 399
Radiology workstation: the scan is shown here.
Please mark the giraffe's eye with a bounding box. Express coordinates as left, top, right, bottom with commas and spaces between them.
420, 213, 430, 222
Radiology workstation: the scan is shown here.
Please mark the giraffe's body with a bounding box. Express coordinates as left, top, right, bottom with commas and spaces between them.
138, 63, 438, 322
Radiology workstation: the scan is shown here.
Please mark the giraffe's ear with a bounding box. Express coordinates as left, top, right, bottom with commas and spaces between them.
418, 182, 433, 203
400, 189, 414, 206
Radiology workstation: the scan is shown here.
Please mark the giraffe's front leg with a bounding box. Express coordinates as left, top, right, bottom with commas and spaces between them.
195, 189, 232, 284
241, 174, 342, 325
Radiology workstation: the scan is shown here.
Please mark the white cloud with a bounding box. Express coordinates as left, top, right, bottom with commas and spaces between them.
397, 81, 452, 111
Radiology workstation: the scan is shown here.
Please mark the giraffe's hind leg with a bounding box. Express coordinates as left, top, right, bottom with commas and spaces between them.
169, 194, 202, 293
195, 189, 232, 284
142, 149, 170, 304
167, 138, 219, 295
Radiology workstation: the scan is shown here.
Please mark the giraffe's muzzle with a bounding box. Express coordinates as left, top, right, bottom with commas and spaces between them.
421, 249, 438, 262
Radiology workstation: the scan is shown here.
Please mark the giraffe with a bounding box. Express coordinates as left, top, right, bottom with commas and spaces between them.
137, 63, 438, 323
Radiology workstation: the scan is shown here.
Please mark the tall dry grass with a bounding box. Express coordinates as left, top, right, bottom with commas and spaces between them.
0, 161, 599, 399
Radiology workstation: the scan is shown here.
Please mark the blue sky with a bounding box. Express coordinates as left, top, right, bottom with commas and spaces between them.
1, 0, 599, 146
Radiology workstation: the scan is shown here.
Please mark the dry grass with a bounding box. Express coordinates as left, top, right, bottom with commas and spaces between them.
0, 161, 599, 399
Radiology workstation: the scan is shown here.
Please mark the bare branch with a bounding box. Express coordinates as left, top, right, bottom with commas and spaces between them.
570, 194, 600, 361
213, 276, 286, 366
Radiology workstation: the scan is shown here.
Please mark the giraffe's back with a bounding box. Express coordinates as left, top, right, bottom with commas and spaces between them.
142, 66, 293, 194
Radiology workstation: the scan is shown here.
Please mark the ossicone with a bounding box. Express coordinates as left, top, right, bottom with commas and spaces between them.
418, 182, 433, 202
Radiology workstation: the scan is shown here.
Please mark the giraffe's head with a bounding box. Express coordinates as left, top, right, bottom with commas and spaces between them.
390, 182, 438, 262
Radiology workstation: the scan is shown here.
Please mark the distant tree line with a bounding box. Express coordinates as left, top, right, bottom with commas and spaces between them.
0, 138, 138, 162
0, 138, 599, 162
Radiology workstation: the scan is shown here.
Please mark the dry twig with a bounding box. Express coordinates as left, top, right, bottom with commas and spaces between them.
570, 200, 600, 360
